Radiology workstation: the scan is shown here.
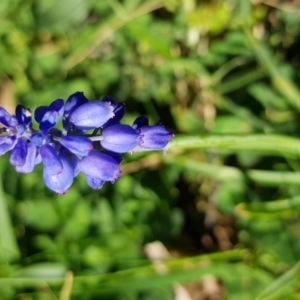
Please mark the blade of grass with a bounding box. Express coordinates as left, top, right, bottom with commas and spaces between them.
0, 173, 20, 262
215, 68, 265, 95
214, 94, 273, 132
210, 57, 246, 85
244, 28, 300, 111
255, 261, 300, 300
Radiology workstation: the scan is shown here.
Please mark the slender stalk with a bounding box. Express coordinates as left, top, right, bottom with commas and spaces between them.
168, 134, 300, 158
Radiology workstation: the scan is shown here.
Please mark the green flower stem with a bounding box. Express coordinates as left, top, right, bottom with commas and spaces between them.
168, 134, 300, 158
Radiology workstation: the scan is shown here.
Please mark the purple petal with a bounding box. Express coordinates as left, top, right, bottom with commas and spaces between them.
63, 92, 88, 129
39, 111, 59, 131
70, 101, 114, 130
59, 136, 93, 157
40, 144, 63, 175
34, 106, 48, 123
9, 139, 28, 166
138, 125, 174, 150
102, 96, 125, 128
15, 143, 37, 173
0, 107, 18, 128
79, 151, 121, 182
85, 175, 105, 189
132, 116, 149, 130
101, 124, 138, 153
0, 136, 17, 155
43, 155, 74, 194
48, 99, 64, 117
15, 105, 32, 127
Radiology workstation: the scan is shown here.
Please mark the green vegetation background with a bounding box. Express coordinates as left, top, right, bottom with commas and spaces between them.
1, 0, 300, 299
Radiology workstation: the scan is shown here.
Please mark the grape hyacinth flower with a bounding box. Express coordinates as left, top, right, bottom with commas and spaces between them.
0, 92, 174, 194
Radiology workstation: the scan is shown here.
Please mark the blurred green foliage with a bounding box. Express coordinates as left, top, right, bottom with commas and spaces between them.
2, 0, 300, 299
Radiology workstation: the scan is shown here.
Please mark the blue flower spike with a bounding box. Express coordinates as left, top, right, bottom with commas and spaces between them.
0, 92, 174, 193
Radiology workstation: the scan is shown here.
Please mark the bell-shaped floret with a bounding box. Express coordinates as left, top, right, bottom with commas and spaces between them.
79, 150, 121, 182
138, 125, 174, 150
15, 143, 38, 173
101, 124, 138, 153
0, 136, 17, 155
9, 139, 28, 166
70, 101, 114, 131
59, 136, 93, 157
101, 96, 125, 128
39, 99, 64, 131
0, 107, 18, 128
40, 144, 63, 175
43, 154, 74, 194
15, 105, 32, 127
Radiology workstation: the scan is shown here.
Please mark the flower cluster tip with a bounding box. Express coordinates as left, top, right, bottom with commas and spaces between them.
0, 92, 174, 194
